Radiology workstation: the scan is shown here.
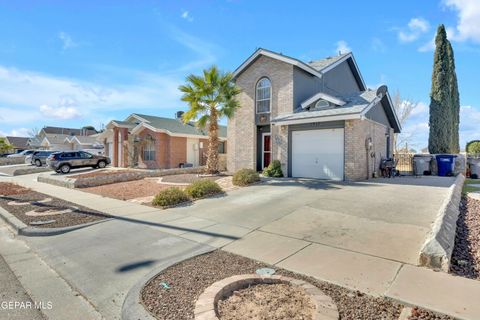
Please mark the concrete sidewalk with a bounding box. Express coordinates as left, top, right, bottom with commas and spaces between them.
5, 173, 480, 320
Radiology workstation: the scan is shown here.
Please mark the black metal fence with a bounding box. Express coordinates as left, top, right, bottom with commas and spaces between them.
394, 153, 414, 175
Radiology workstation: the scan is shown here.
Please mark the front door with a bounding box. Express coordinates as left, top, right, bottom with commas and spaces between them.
262, 133, 271, 169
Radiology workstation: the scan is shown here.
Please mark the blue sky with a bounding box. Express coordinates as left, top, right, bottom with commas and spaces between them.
0, 0, 479, 151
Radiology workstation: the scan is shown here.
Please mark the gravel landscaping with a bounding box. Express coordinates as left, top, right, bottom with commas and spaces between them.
141, 250, 450, 320
83, 179, 184, 201
450, 196, 480, 280
70, 169, 139, 179
0, 182, 109, 228
160, 173, 225, 184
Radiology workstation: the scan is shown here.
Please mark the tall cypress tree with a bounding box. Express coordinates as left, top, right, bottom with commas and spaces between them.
428, 25, 454, 154
446, 41, 460, 153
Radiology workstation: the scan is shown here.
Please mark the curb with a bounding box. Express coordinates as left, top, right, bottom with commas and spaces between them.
121, 246, 215, 320
0, 206, 111, 236
419, 174, 465, 271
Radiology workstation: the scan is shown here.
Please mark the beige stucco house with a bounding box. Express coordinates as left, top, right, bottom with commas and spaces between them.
227, 48, 401, 181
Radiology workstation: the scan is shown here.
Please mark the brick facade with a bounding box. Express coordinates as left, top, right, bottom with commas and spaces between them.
344, 119, 392, 180
227, 55, 293, 172
136, 129, 187, 169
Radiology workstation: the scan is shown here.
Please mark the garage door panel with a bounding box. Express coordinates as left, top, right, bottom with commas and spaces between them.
292, 128, 344, 180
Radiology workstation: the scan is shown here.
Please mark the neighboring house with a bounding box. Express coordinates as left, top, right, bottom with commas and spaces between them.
97, 113, 227, 169
227, 48, 401, 181
29, 126, 99, 151
38, 126, 97, 138
4, 136, 29, 153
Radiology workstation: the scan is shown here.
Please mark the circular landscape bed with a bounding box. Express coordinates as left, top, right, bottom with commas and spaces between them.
140, 250, 452, 320
195, 274, 337, 320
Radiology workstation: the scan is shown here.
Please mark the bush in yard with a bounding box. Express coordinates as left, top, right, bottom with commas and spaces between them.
263, 160, 284, 177
184, 179, 223, 199
152, 187, 190, 207
232, 168, 260, 186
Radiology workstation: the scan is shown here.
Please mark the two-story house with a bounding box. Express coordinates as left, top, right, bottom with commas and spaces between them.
227, 48, 401, 180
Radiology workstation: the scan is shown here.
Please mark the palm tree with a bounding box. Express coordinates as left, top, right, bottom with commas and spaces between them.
179, 66, 241, 174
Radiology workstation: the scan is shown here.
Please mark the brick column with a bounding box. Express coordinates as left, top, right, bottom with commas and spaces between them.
113, 128, 119, 167
120, 128, 129, 167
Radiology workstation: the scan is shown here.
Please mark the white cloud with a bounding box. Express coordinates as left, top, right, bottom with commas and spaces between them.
168, 27, 219, 71
399, 102, 480, 150
0, 65, 183, 125
0, 128, 30, 137
418, 36, 435, 52
181, 10, 193, 22
371, 37, 386, 53
58, 31, 78, 50
444, 0, 480, 43
334, 40, 351, 54
40, 104, 82, 120
398, 17, 430, 42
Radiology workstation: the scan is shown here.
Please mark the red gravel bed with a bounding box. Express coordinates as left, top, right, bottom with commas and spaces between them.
161, 173, 225, 184
0, 182, 109, 228
450, 196, 480, 279
83, 179, 183, 200
70, 169, 139, 179
141, 250, 452, 320
0, 182, 31, 196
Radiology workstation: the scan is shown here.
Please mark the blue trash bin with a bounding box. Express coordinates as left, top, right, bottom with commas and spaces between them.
436, 155, 456, 176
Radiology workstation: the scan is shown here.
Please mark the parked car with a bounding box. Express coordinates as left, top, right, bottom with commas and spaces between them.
30, 150, 59, 167
47, 151, 110, 174
7, 150, 34, 158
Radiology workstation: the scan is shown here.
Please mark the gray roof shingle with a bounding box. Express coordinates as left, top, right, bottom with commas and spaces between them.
272, 90, 378, 123
308, 53, 350, 71
6, 136, 29, 149
134, 114, 227, 138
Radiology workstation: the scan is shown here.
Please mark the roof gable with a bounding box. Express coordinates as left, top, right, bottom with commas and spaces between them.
233, 48, 366, 91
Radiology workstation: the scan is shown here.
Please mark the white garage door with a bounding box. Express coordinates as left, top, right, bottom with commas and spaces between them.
292, 128, 344, 180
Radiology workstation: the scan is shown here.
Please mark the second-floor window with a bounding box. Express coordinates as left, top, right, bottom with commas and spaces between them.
256, 78, 271, 113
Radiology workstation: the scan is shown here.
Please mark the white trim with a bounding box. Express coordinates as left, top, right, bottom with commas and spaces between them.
131, 123, 227, 141
385, 91, 402, 132
359, 96, 383, 117
300, 92, 346, 109
126, 114, 150, 123
256, 77, 272, 114
261, 132, 271, 169
272, 113, 362, 126
233, 48, 323, 79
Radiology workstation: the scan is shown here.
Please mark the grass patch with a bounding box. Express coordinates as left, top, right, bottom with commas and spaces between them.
463, 178, 480, 195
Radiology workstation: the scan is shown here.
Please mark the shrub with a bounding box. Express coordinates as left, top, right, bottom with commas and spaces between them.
232, 168, 260, 186
152, 187, 190, 208
184, 179, 223, 199
262, 160, 284, 177
466, 140, 480, 155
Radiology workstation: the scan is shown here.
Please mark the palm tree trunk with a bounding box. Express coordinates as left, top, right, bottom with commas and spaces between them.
206, 108, 219, 174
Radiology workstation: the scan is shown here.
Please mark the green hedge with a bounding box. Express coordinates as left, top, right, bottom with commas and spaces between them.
263, 160, 284, 177
466, 140, 480, 154
184, 179, 223, 199
152, 187, 190, 208
232, 168, 260, 186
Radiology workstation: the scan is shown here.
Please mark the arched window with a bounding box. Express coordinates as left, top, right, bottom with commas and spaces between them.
314, 99, 330, 109
143, 135, 156, 161
256, 78, 271, 113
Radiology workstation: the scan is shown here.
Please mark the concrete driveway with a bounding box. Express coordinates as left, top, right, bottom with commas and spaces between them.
5, 174, 455, 317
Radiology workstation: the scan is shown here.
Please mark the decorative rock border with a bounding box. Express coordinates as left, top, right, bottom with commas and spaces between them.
194, 274, 339, 320
38, 166, 206, 189
0, 206, 110, 236
419, 174, 465, 271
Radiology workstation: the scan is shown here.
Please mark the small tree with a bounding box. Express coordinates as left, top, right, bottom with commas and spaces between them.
391, 90, 419, 153
179, 66, 241, 174
466, 141, 480, 155
0, 137, 13, 154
